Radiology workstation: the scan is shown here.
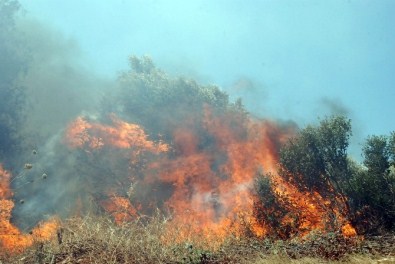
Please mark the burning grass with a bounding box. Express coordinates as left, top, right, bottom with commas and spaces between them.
1, 214, 394, 264
0, 165, 60, 256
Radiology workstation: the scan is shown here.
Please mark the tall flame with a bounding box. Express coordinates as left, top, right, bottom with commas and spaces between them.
1, 103, 356, 255
149, 107, 290, 241
63, 109, 355, 244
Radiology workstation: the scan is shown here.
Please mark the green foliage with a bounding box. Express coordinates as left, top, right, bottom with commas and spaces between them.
389, 132, 395, 166
276, 115, 395, 233
363, 135, 390, 174
347, 134, 395, 232
103, 55, 247, 141
279, 116, 352, 195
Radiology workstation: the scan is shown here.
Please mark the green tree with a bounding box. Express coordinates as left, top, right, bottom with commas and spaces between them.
279, 116, 352, 198
389, 132, 395, 164
258, 115, 395, 234
348, 134, 395, 232
102, 55, 247, 141
363, 136, 390, 174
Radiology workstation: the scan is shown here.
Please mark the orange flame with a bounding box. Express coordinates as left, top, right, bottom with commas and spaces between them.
100, 196, 137, 224
65, 114, 168, 153
147, 107, 293, 242
0, 165, 58, 255
0, 164, 12, 199
62, 110, 355, 244
342, 223, 357, 237
64, 114, 169, 222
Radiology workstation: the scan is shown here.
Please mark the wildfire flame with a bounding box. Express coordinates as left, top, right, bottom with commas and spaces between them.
149, 108, 289, 241
0, 165, 58, 255
1, 105, 356, 255
100, 196, 137, 224
65, 114, 168, 153
64, 109, 355, 243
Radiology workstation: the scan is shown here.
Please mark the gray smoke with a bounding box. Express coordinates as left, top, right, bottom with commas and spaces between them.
0, 6, 113, 229
320, 97, 350, 116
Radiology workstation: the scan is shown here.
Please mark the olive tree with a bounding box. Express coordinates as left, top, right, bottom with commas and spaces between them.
348, 133, 395, 232
279, 116, 352, 198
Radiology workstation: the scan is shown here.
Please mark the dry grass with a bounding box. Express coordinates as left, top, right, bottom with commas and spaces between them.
252, 255, 395, 264
1, 215, 394, 263
4, 215, 194, 263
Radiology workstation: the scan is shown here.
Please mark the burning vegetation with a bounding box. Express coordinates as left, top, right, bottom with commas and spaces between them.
1, 54, 394, 261
0, 1, 394, 262
57, 57, 356, 245
0, 165, 58, 255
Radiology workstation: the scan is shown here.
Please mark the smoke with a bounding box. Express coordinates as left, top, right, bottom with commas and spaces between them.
225, 77, 268, 117
320, 97, 350, 116
17, 18, 112, 146
1, 1, 356, 246
0, 4, 113, 229
318, 97, 365, 160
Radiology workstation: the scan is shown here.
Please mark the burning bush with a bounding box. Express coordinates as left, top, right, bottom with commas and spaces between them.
59, 57, 357, 243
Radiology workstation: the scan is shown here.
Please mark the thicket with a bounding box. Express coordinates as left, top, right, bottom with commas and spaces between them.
348, 133, 395, 232
112, 56, 395, 235
102, 55, 247, 142
255, 116, 395, 235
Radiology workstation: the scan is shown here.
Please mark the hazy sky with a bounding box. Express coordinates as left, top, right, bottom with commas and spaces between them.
19, 0, 395, 157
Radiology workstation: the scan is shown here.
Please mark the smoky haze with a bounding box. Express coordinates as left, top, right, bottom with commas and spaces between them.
0, 0, 392, 240
0, 3, 113, 229
18, 19, 111, 145
0, 3, 295, 232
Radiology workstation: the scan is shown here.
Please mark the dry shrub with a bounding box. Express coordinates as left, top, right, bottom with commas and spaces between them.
3, 214, 222, 263
6, 214, 195, 263
2, 215, 394, 264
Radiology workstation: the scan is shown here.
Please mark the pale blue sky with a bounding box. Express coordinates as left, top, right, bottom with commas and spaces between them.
19, 0, 395, 158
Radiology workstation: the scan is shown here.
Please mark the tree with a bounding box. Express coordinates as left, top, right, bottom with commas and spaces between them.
363, 136, 390, 175
347, 134, 395, 232
261, 115, 395, 234
279, 116, 352, 197
389, 132, 395, 166
102, 55, 247, 141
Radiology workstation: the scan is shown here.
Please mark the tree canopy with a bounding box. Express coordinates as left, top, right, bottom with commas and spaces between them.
279, 116, 352, 196
255, 115, 395, 234
102, 55, 247, 141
